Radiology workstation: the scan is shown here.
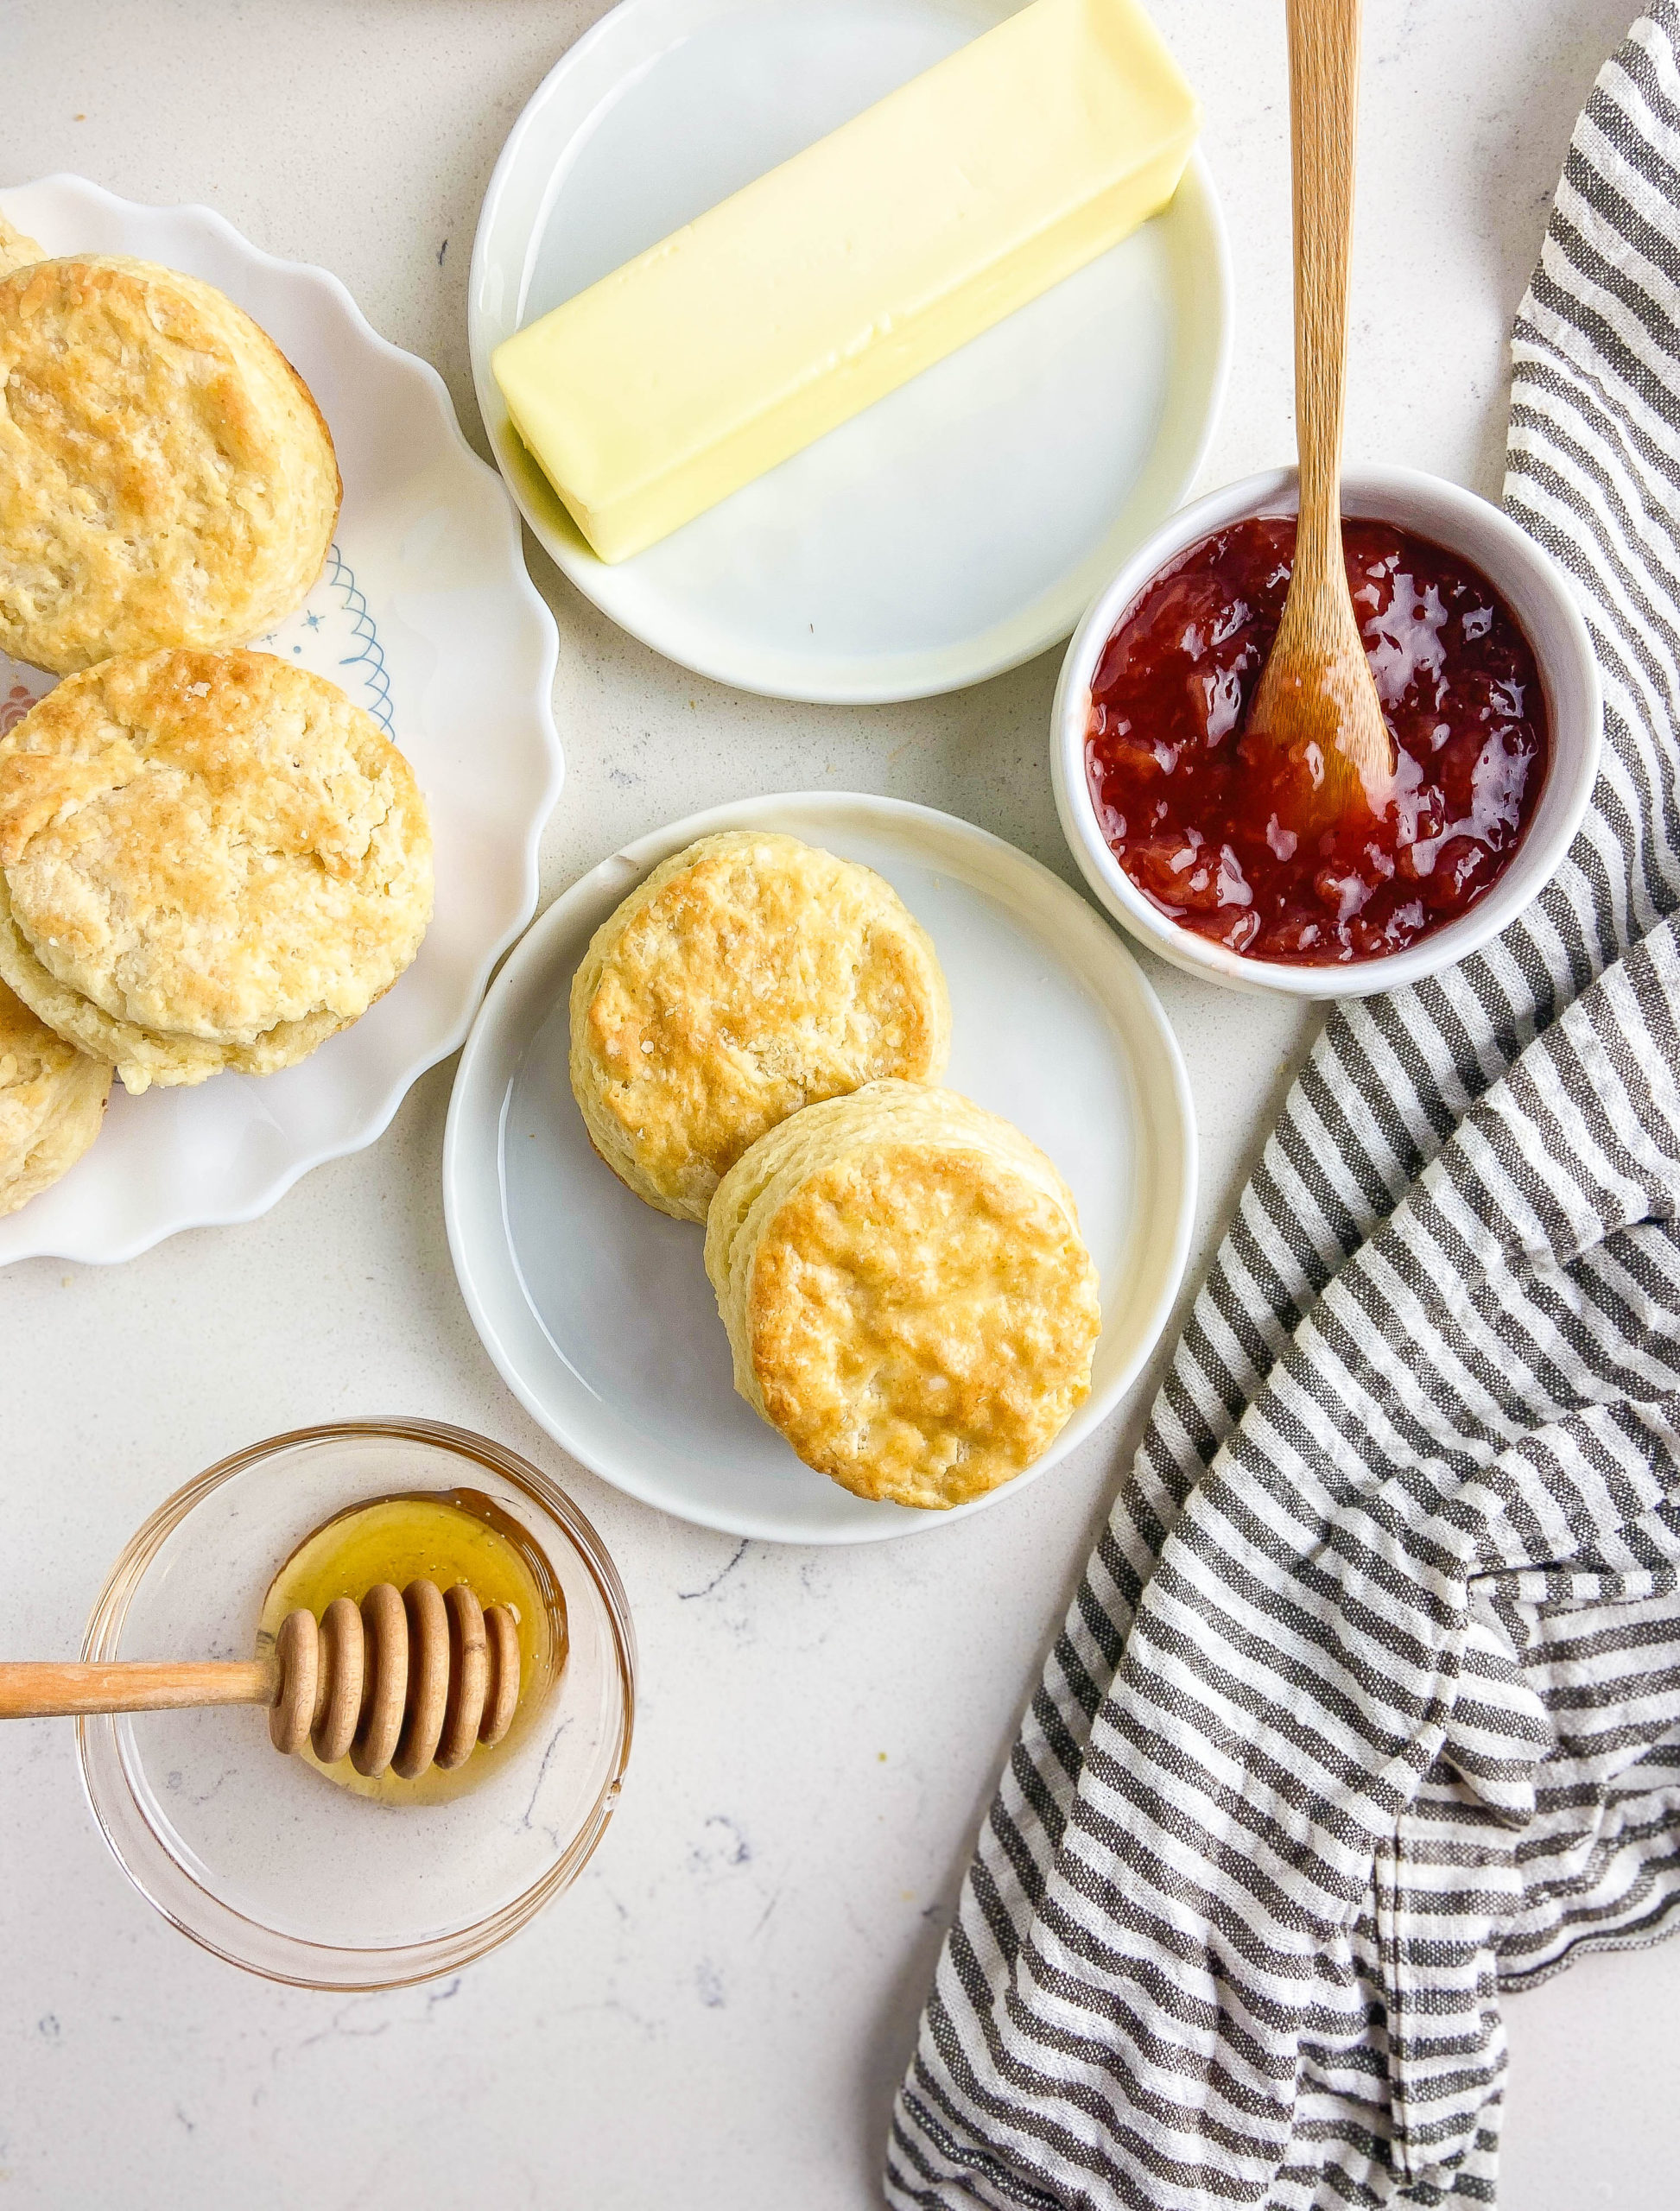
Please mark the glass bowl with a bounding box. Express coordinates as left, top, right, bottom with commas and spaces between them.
77, 1418, 636, 1989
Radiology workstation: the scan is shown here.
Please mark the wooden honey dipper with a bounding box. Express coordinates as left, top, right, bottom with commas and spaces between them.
0, 1581, 521, 1782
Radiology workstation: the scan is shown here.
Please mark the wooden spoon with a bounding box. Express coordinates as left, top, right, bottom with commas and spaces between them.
0, 1580, 521, 1781
1245, 0, 1392, 832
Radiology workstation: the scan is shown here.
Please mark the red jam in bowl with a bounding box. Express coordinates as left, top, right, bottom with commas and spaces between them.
1084, 516, 1550, 964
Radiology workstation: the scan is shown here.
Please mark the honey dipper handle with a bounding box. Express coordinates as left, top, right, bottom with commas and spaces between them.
1285, 0, 1362, 601
0, 1658, 277, 1719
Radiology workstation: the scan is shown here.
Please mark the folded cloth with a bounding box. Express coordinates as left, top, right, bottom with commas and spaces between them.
887, 11, 1680, 2207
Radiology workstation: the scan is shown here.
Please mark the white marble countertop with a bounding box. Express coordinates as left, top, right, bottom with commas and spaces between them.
3, 3, 1676, 2205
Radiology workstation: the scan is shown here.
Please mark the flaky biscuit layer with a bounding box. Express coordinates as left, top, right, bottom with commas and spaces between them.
0, 649, 431, 1093
570, 830, 951, 1222
0, 976, 109, 1216
705, 1081, 1101, 1511
0, 256, 340, 673
0, 214, 43, 280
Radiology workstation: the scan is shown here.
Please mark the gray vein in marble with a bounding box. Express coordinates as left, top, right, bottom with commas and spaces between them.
677, 1539, 750, 1600
517, 1717, 574, 1845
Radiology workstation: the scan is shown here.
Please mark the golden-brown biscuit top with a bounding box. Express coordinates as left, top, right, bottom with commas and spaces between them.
0, 649, 433, 1048
571, 830, 950, 1221
0, 256, 341, 673
707, 1082, 1101, 1510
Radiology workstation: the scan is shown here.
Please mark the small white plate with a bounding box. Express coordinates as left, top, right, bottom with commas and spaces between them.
469, 0, 1232, 705
0, 175, 563, 1268
442, 793, 1195, 1544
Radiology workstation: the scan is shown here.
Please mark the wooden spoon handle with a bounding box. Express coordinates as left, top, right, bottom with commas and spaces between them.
0, 1658, 277, 1718
1287, 0, 1363, 596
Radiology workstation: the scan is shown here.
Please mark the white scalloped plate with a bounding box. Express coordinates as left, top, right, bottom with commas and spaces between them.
442, 793, 1196, 1544
0, 175, 563, 1267
470, 0, 1232, 705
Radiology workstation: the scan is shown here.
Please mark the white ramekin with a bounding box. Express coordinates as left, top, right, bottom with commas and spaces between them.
1050, 466, 1603, 999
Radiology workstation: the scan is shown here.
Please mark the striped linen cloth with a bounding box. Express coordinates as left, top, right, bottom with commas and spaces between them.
886, 11, 1680, 2208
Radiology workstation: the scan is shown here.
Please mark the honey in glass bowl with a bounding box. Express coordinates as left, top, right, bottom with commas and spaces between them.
257, 1488, 568, 1806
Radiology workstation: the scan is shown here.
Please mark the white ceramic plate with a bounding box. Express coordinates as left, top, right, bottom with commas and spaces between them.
0, 175, 563, 1267
469, 0, 1232, 705
442, 793, 1195, 1544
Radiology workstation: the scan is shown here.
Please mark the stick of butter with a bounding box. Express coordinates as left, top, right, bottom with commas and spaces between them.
493, 0, 1200, 564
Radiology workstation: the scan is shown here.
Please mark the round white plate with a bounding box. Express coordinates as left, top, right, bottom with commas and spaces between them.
443, 793, 1196, 1544
469, 0, 1232, 705
0, 175, 563, 1268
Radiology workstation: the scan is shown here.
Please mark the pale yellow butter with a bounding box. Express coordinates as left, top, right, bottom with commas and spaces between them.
493, 0, 1201, 564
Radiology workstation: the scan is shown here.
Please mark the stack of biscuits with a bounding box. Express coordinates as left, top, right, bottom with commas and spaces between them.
0, 212, 433, 1220
570, 830, 1101, 1510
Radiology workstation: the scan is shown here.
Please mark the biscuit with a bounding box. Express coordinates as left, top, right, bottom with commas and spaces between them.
570, 830, 951, 1222
0, 214, 43, 279
0, 649, 433, 1093
0, 976, 110, 1217
0, 256, 341, 673
705, 1080, 1101, 1510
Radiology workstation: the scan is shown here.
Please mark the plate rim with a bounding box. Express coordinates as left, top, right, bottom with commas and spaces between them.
467, 0, 1233, 706
441, 790, 1198, 1545
0, 173, 565, 1266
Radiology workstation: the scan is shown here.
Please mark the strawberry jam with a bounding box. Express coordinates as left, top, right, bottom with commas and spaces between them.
1085, 516, 1550, 964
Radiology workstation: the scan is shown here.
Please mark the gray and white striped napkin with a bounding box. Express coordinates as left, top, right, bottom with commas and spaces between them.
887, 10, 1680, 2206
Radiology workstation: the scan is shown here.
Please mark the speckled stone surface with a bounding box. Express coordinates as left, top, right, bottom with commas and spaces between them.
2, 3, 1674, 2205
